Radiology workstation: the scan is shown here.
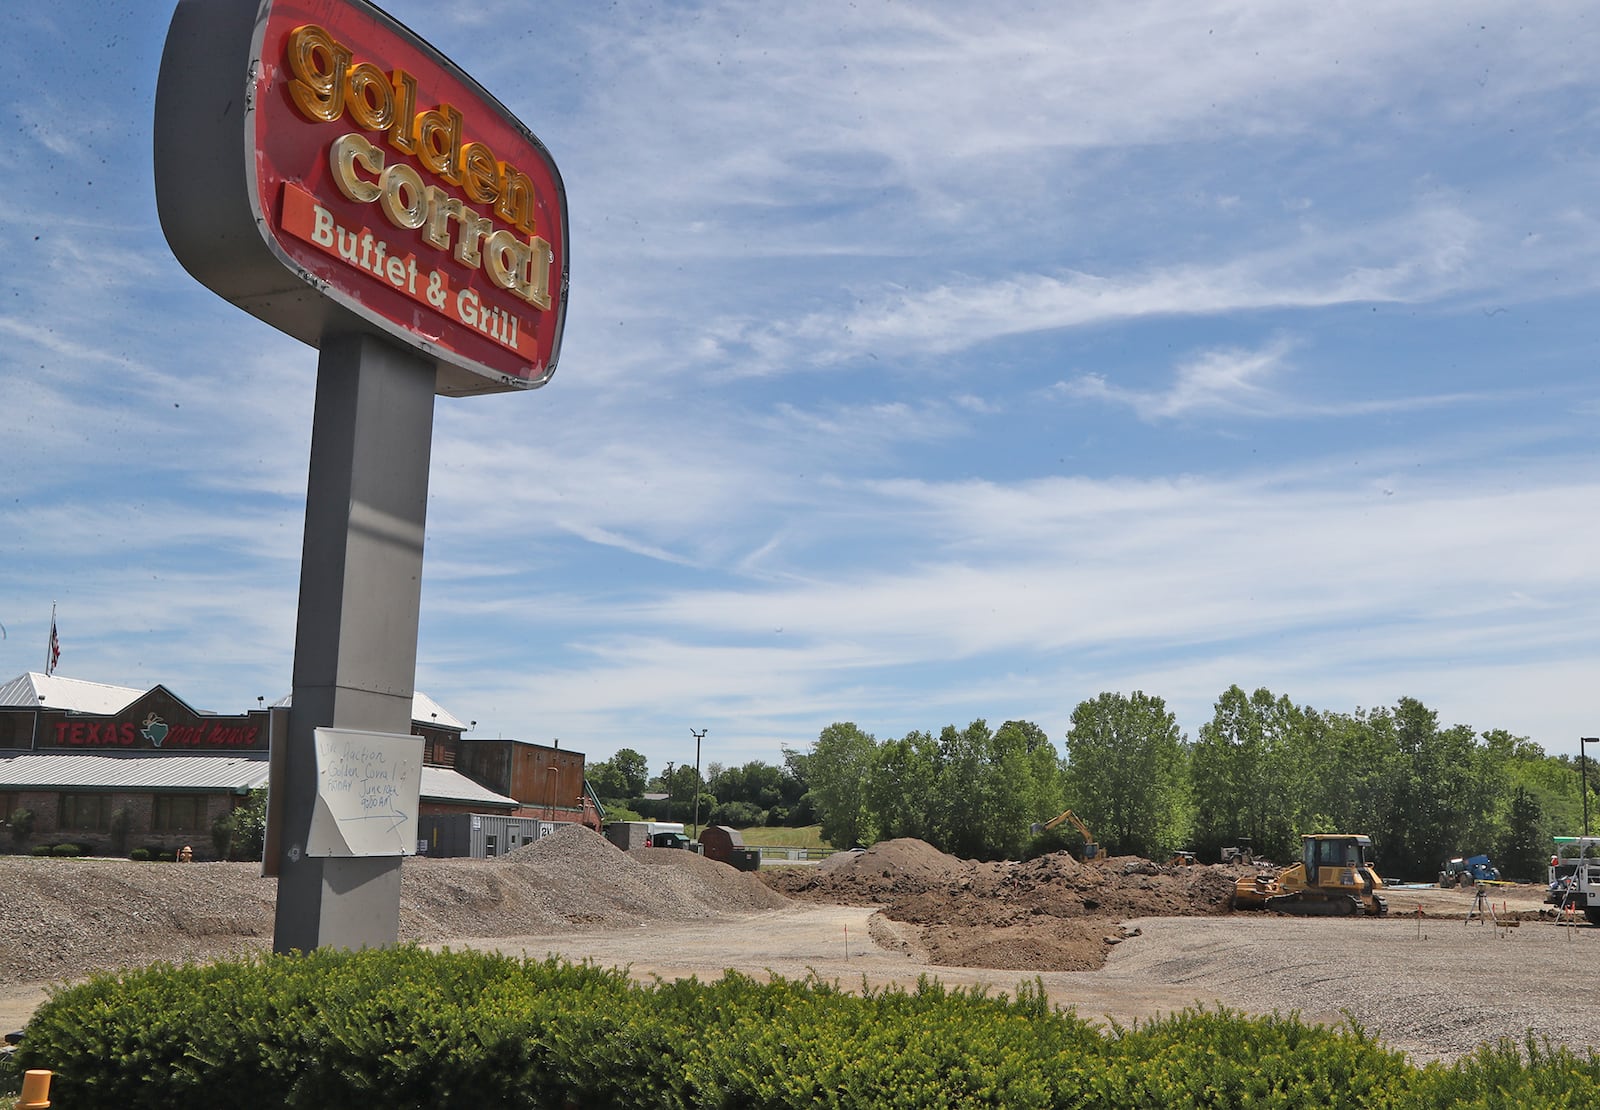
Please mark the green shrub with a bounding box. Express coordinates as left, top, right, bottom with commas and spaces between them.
30, 843, 52, 856
12, 949, 1600, 1109
129, 848, 151, 862
1410, 1036, 1600, 1105
50, 843, 83, 858
213, 787, 266, 861
1087, 1006, 1420, 1106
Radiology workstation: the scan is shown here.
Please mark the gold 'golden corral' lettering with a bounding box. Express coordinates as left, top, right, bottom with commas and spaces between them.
329, 133, 553, 310
284, 23, 543, 239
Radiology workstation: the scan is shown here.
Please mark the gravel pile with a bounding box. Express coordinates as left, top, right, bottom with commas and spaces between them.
403, 826, 789, 938
0, 825, 784, 987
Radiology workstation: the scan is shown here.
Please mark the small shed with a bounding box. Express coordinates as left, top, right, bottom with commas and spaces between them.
701, 825, 759, 870
700, 825, 742, 863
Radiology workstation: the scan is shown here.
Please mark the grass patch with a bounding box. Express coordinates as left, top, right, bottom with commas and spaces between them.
728, 824, 830, 849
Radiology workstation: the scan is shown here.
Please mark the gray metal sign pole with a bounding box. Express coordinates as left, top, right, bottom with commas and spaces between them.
273, 332, 437, 953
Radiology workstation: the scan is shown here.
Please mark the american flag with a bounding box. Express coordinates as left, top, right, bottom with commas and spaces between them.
47, 607, 60, 676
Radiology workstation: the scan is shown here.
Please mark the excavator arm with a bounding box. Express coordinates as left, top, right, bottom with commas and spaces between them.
1030, 809, 1104, 861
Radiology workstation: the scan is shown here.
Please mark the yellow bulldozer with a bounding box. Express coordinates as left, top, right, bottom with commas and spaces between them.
1233, 833, 1389, 916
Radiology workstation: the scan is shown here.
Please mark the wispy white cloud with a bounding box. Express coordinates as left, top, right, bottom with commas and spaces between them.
1062, 338, 1295, 420
1053, 336, 1527, 423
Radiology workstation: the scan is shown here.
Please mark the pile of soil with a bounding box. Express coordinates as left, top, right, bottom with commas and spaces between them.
762, 838, 1239, 971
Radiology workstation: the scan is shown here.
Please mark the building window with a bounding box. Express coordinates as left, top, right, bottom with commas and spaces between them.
153, 794, 207, 833
59, 793, 112, 832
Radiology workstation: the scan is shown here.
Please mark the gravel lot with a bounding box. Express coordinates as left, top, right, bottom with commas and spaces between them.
3, 828, 1595, 1065
446, 892, 1600, 1065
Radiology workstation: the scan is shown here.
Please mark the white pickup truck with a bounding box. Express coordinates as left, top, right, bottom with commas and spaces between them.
1547, 836, 1600, 924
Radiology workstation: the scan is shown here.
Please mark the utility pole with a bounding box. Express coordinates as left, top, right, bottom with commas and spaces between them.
663, 760, 675, 821
690, 728, 707, 841
1583, 738, 1598, 838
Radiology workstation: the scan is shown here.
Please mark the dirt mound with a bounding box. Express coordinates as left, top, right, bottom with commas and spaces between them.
762, 840, 1236, 972
819, 838, 967, 881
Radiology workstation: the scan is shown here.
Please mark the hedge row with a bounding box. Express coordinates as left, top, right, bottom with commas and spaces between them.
6, 947, 1599, 1108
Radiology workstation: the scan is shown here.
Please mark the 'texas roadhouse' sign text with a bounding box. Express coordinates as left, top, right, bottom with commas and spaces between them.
156, 0, 569, 395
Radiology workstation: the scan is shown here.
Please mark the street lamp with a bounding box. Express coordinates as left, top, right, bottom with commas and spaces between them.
690, 728, 707, 841
1583, 738, 1599, 838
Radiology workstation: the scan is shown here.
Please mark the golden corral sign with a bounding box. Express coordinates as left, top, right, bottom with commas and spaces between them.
156, 0, 568, 396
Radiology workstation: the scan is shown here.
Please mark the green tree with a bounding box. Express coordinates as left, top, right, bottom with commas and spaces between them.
806, 723, 878, 848
929, 720, 988, 858
1294, 708, 1397, 846
1499, 785, 1546, 882
590, 748, 650, 801
212, 788, 267, 861
1508, 750, 1586, 851
988, 720, 1063, 861
1192, 687, 1299, 861
1381, 698, 1498, 879
610, 748, 649, 797
1062, 691, 1189, 858
586, 759, 625, 801
778, 746, 816, 826
865, 730, 940, 843
710, 761, 788, 810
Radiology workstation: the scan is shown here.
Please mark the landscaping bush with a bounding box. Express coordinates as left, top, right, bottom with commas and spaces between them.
129, 848, 151, 862
8, 949, 1600, 1108
49, 843, 84, 858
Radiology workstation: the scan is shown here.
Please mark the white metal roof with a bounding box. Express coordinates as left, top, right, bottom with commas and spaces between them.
419, 766, 518, 808
270, 690, 468, 732
0, 752, 269, 792
0, 674, 471, 735
0, 672, 146, 714
0, 753, 517, 809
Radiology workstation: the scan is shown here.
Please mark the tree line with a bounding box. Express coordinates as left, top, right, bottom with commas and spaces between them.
584, 747, 813, 830
585, 685, 1595, 881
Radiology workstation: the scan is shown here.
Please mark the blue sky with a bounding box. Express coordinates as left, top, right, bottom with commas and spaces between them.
4, 2, 1598, 776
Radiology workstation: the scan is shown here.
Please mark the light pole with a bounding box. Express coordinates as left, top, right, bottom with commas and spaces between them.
1583, 738, 1599, 838
690, 728, 707, 841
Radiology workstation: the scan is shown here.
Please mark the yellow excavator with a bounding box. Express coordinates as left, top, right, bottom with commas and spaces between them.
1233, 833, 1389, 916
1030, 809, 1105, 863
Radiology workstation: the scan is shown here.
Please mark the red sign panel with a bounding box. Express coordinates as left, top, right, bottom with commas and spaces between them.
157, 0, 568, 396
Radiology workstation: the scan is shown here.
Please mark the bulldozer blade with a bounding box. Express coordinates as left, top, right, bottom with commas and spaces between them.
1263, 893, 1370, 916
